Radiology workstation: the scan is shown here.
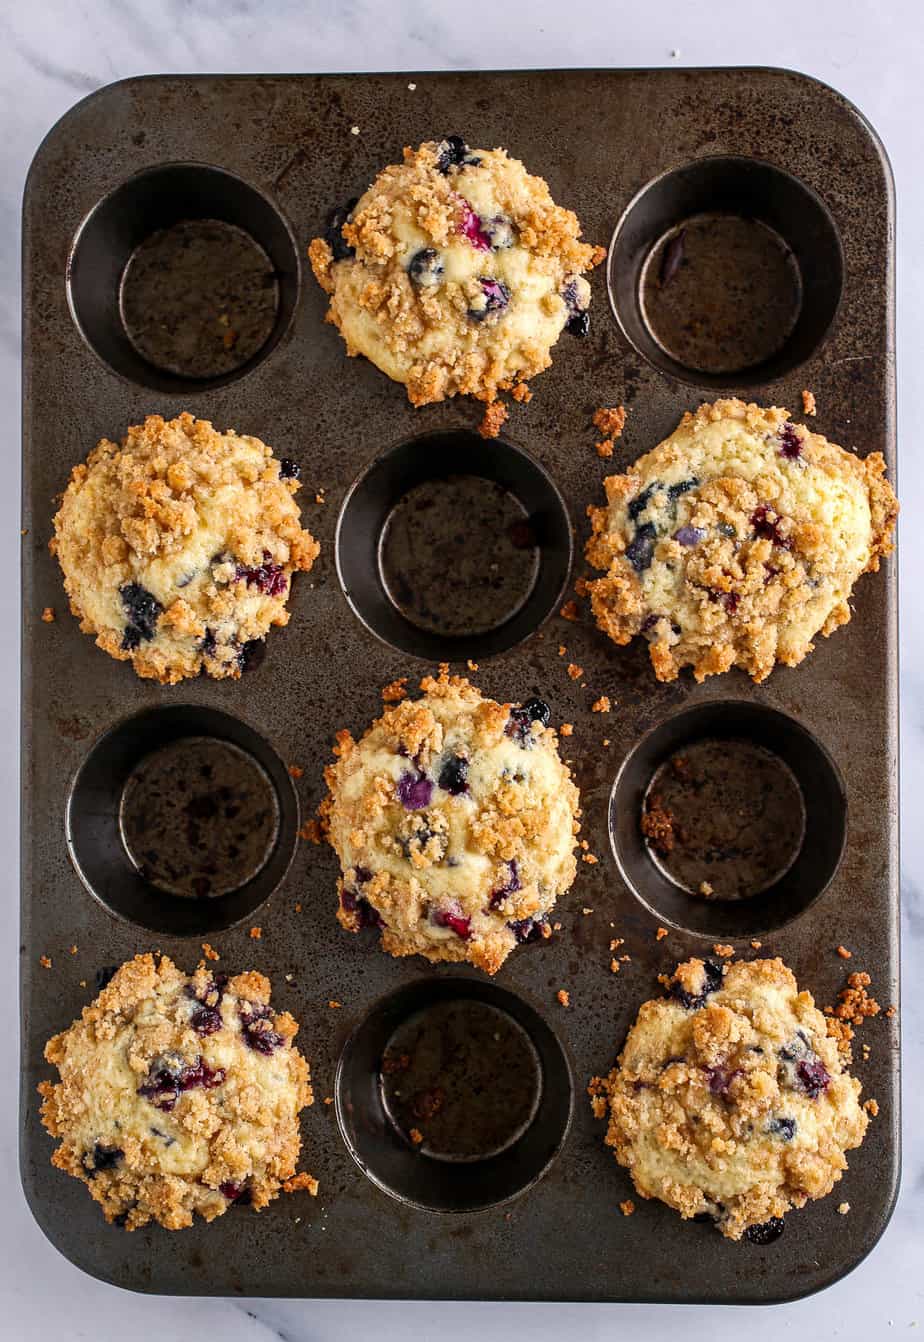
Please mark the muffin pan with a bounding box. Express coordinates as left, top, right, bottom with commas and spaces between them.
21, 69, 898, 1302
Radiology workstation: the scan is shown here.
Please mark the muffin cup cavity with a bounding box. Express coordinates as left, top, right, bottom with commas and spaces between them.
67, 162, 300, 391
609, 701, 846, 939
335, 431, 573, 661
335, 977, 572, 1212
607, 156, 844, 386
66, 706, 299, 936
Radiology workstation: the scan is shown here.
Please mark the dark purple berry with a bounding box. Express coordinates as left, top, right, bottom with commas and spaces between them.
505, 698, 550, 744
138, 1056, 225, 1111
628, 483, 657, 522
469, 276, 510, 321
396, 771, 434, 810
659, 229, 686, 288
83, 1143, 123, 1175
626, 522, 657, 572
796, 1058, 831, 1098
750, 505, 792, 550
675, 525, 706, 547
340, 884, 384, 930
234, 551, 288, 597
716, 521, 738, 540
705, 1065, 742, 1098
408, 247, 445, 287
482, 214, 516, 249
767, 1116, 796, 1140
561, 277, 590, 335
238, 1001, 283, 1055
432, 905, 472, 939
201, 627, 217, 657
436, 136, 481, 173
668, 477, 699, 501
190, 1004, 223, 1036
745, 1217, 785, 1245
779, 424, 803, 460
489, 858, 521, 909
120, 583, 162, 650
566, 310, 590, 336
236, 639, 265, 673
438, 754, 469, 795
670, 960, 723, 1010
219, 1180, 252, 1205
324, 198, 358, 262
278, 458, 301, 480
456, 199, 492, 251
508, 914, 548, 943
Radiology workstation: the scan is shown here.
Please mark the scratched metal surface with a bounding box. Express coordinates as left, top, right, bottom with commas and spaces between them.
20, 69, 898, 1301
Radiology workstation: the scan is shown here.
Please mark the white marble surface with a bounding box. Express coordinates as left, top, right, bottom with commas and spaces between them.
3, 0, 921, 1336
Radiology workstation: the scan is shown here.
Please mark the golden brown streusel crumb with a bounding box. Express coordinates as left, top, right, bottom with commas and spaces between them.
802, 389, 817, 416
713, 943, 735, 958
750, 939, 762, 950
69, 945, 77, 955
655, 927, 669, 941
282, 1172, 319, 1196
511, 382, 533, 404
323, 1096, 333, 1105
40, 955, 52, 969
567, 662, 583, 680
619, 1199, 636, 1216
478, 400, 509, 440
298, 819, 323, 844
410, 1128, 424, 1145
596, 439, 615, 459
381, 677, 408, 703
288, 764, 304, 779
558, 644, 567, 656
467, 659, 479, 671
837, 1201, 849, 1215
832, 971, 881, 1026
836, 945, 853, 959
582, 853, 598, 864
201, 943, 220, 962
593, 407, 627, 439
556, 989, 571, 1007
641, 796, 675, 856
560, 600, 579, 622
249, 927, 262, 940
328, 1000, 342, 1009
560, 722, 574, 736
294, 902, 302, 913
582, 907, 594, 916
699, 880, 714, 896
885, 1005, 896, 1018
864, 1098, 879, 1116
610, 960, 621, 974
41, 606, 55, 623
591, 695, 611, 713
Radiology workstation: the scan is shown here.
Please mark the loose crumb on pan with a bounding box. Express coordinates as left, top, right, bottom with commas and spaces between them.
713, 943, 735, 958
511, 382, 533, 404
556, 988, 570, 1007
40, 955, 52, 969
41, 607, 55, 623
619, 1199, 636, 1216
802, 389, 817, 416
581, 853, 598, 865
478, 400, 509, 440
641, 795, 675, 855
698, 880, 714, 897
559, 600, 579, 622
410, 1128, 424, 1145
288, 764, 304, 779
596, 439, 615, 459
249, 926, 262, 940
836, 945, 853, 959
831, 971, 881, 1026
655, 927, 668, 941
593, 406, 627, 439
864, 1098, 879, 1116
560, 722, 574, 736
558, 644, 567, 656
201, 942, 220, 962
381, 678, 408, 703
750, 939, 762, 950
69, 945, 77, 955
837, 1201, 850, 1215
467, 659, 479, 672
582, 907, 594, 916
567, 663, 583, 680
298, 819, 323, 844
610, 960, 621, 974
328, 1000, 342, 1009
323, 1096, 334, 1105
591, 695, 611, 713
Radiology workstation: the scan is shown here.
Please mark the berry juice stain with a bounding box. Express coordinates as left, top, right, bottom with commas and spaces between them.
119, 218, 279, 379
379, 999, 542, 1162
377, 474, 540, 638
642, 738, 806, 900
640, 213, 803, 375
118, 736, 279, 899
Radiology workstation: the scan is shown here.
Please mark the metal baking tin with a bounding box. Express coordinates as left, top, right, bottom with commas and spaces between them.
20, 69, 899, 1302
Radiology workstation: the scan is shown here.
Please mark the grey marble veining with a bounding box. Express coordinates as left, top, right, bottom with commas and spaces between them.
4, 0, 922, 1336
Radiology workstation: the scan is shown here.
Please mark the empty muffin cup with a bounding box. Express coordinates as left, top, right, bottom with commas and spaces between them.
67, 162, 300, 391
66, 705, 299, 935
336, 430, 573, 661
609, 701, 846, 938
607, 156, 843, 386
335, 977, 572, 1212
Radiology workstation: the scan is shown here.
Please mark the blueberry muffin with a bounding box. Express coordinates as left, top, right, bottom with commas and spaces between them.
38, 955, 315, 1231
51, 413, 320, 683
589, 958, 869, 1241
321, 668, 580, 974
308, 137, 605, 406
585, 399, 898, 682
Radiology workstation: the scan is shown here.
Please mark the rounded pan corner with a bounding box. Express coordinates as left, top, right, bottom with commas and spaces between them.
22, 74, 177, 209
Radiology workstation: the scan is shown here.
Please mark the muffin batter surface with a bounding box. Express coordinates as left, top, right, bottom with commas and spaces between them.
309, 137, 604, 406
585, 399, 898, 683
322, 668, 580, 974
39, 954, 315, 1230
590, 957, 869, 1240
51, 413, 320, 683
